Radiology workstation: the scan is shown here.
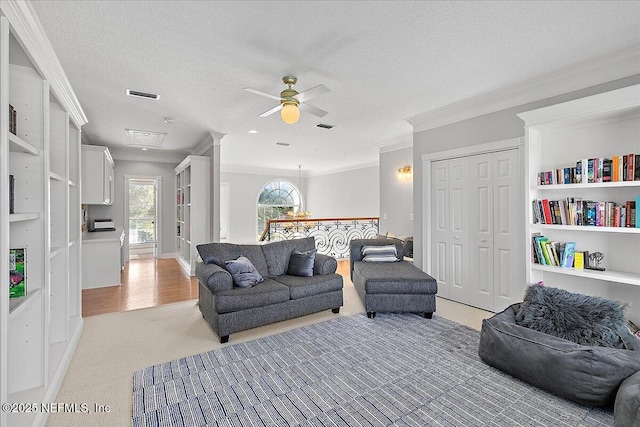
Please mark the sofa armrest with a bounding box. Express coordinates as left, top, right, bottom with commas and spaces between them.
195, 262, 233, 293
614, 370, 640, 427
313, 253, 337, 275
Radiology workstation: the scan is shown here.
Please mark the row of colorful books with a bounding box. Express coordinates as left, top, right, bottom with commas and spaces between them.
531, 234, 597, 270
532, 198, 639, 228
538, 154, 640, 185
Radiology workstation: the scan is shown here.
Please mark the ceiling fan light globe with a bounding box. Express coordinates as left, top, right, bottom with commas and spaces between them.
281, 103, 300, 124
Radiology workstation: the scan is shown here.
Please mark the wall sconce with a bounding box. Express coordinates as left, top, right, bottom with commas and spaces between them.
397, 165, 412, 180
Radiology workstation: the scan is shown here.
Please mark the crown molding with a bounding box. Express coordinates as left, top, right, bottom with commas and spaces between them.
407, 47, 640, 133
220, 164, 303, 177
191, 131, 226, 155
305, 160, 379, 177
376, 133, 413, 153
1, 0, 87, 128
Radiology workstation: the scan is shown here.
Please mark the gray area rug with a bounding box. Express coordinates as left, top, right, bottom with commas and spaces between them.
132, 313, 613, 426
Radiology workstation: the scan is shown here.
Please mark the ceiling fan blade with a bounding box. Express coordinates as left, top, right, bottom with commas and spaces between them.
243, 87, 283, 101
294, 84, 330, 103
259, 104, 283, 117
299, 103, 328, 118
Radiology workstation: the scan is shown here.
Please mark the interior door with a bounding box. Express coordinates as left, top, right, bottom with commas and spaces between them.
469, 153, 494, 311
448, 157, 470, 304
492, 148, 521, 312
431, 160, 450, 298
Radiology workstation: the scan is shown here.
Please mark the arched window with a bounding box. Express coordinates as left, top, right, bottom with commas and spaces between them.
257, 180, 302, 238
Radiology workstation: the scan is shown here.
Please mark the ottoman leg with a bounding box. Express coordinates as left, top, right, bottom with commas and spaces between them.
332, 308, 340, 314
220, 335, 229, 344
367, 312, 376, 319
424, 312, 433, 319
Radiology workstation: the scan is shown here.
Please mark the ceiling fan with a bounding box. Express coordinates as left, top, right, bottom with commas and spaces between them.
244, 76, 329, 124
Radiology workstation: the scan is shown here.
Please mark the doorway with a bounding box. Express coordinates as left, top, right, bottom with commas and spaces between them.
125, 176, 162, 260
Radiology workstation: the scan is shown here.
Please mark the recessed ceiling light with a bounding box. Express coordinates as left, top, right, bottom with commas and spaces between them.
248, 130, 258, 134
163, 117, 175, 124
141, 148, 148, 151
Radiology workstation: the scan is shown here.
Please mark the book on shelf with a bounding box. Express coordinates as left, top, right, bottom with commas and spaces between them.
574, 251, 585, 269
561, 242, 576, 268
9, 248, 26, 298
9, 174, 14, 214
532, 198, 638, 228
539, 153, 639, 185
8, 104, 17, 135
531, 234, 578, 269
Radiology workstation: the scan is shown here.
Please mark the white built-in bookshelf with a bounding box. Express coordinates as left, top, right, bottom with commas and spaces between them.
519, 84, 640, 325
1, 2, 87, 426
175, 155, 210, 275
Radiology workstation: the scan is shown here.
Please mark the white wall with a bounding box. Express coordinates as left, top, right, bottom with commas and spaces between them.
87, 159, 180, 258
379, 147, 413, 237
306, 165, 379, 218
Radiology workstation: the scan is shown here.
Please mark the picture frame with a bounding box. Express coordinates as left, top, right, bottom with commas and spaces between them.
9, 248, 26, 298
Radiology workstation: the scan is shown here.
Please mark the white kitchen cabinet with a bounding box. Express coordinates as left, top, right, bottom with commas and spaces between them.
81, 144, 114, 205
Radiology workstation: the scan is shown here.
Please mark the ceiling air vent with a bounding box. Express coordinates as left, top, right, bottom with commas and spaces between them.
126, 89, 160, 100
275, 142, 290, 147
316, 123, 334, 129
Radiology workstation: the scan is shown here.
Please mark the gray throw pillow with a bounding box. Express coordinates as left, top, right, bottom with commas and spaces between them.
287, 249, 316, 277
224, 256, 264, 288
515, 284, 627, 348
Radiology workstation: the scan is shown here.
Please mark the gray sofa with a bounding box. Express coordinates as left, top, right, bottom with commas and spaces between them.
349, 238, 437, 318
479, 303, 640, 417
196, 237, 343, 343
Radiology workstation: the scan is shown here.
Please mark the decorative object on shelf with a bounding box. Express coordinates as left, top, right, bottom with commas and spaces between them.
587, 251, 606, 271
244, 76, 330, 125
397, 165, 412, 180
8, 248, 26, 298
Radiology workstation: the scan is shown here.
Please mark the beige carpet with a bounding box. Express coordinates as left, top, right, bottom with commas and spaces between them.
46, 280, 491, 426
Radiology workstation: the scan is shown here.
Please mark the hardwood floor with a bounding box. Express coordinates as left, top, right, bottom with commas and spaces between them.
82, 258, 198, 317
82, 258, 351, 317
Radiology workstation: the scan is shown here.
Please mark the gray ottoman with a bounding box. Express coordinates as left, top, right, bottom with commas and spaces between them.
350, 239, 438, 318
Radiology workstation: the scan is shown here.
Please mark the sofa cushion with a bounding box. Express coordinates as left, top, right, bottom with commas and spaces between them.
274, 273, 343, 300
515, 284, 627, 348
352, 261, 437, 294
214, 279, 290, 313
615, 370, 640, 427
287, 249, 316, 277
479, 303, 640, 407
262, 237, 316, 277
197, 243, 269, 278
224, 256, 264, 288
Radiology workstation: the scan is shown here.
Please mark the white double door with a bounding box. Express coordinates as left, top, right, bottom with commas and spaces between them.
431, 149, 523, 312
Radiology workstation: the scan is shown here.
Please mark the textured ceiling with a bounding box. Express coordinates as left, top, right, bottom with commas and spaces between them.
29, 1, 640, 173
